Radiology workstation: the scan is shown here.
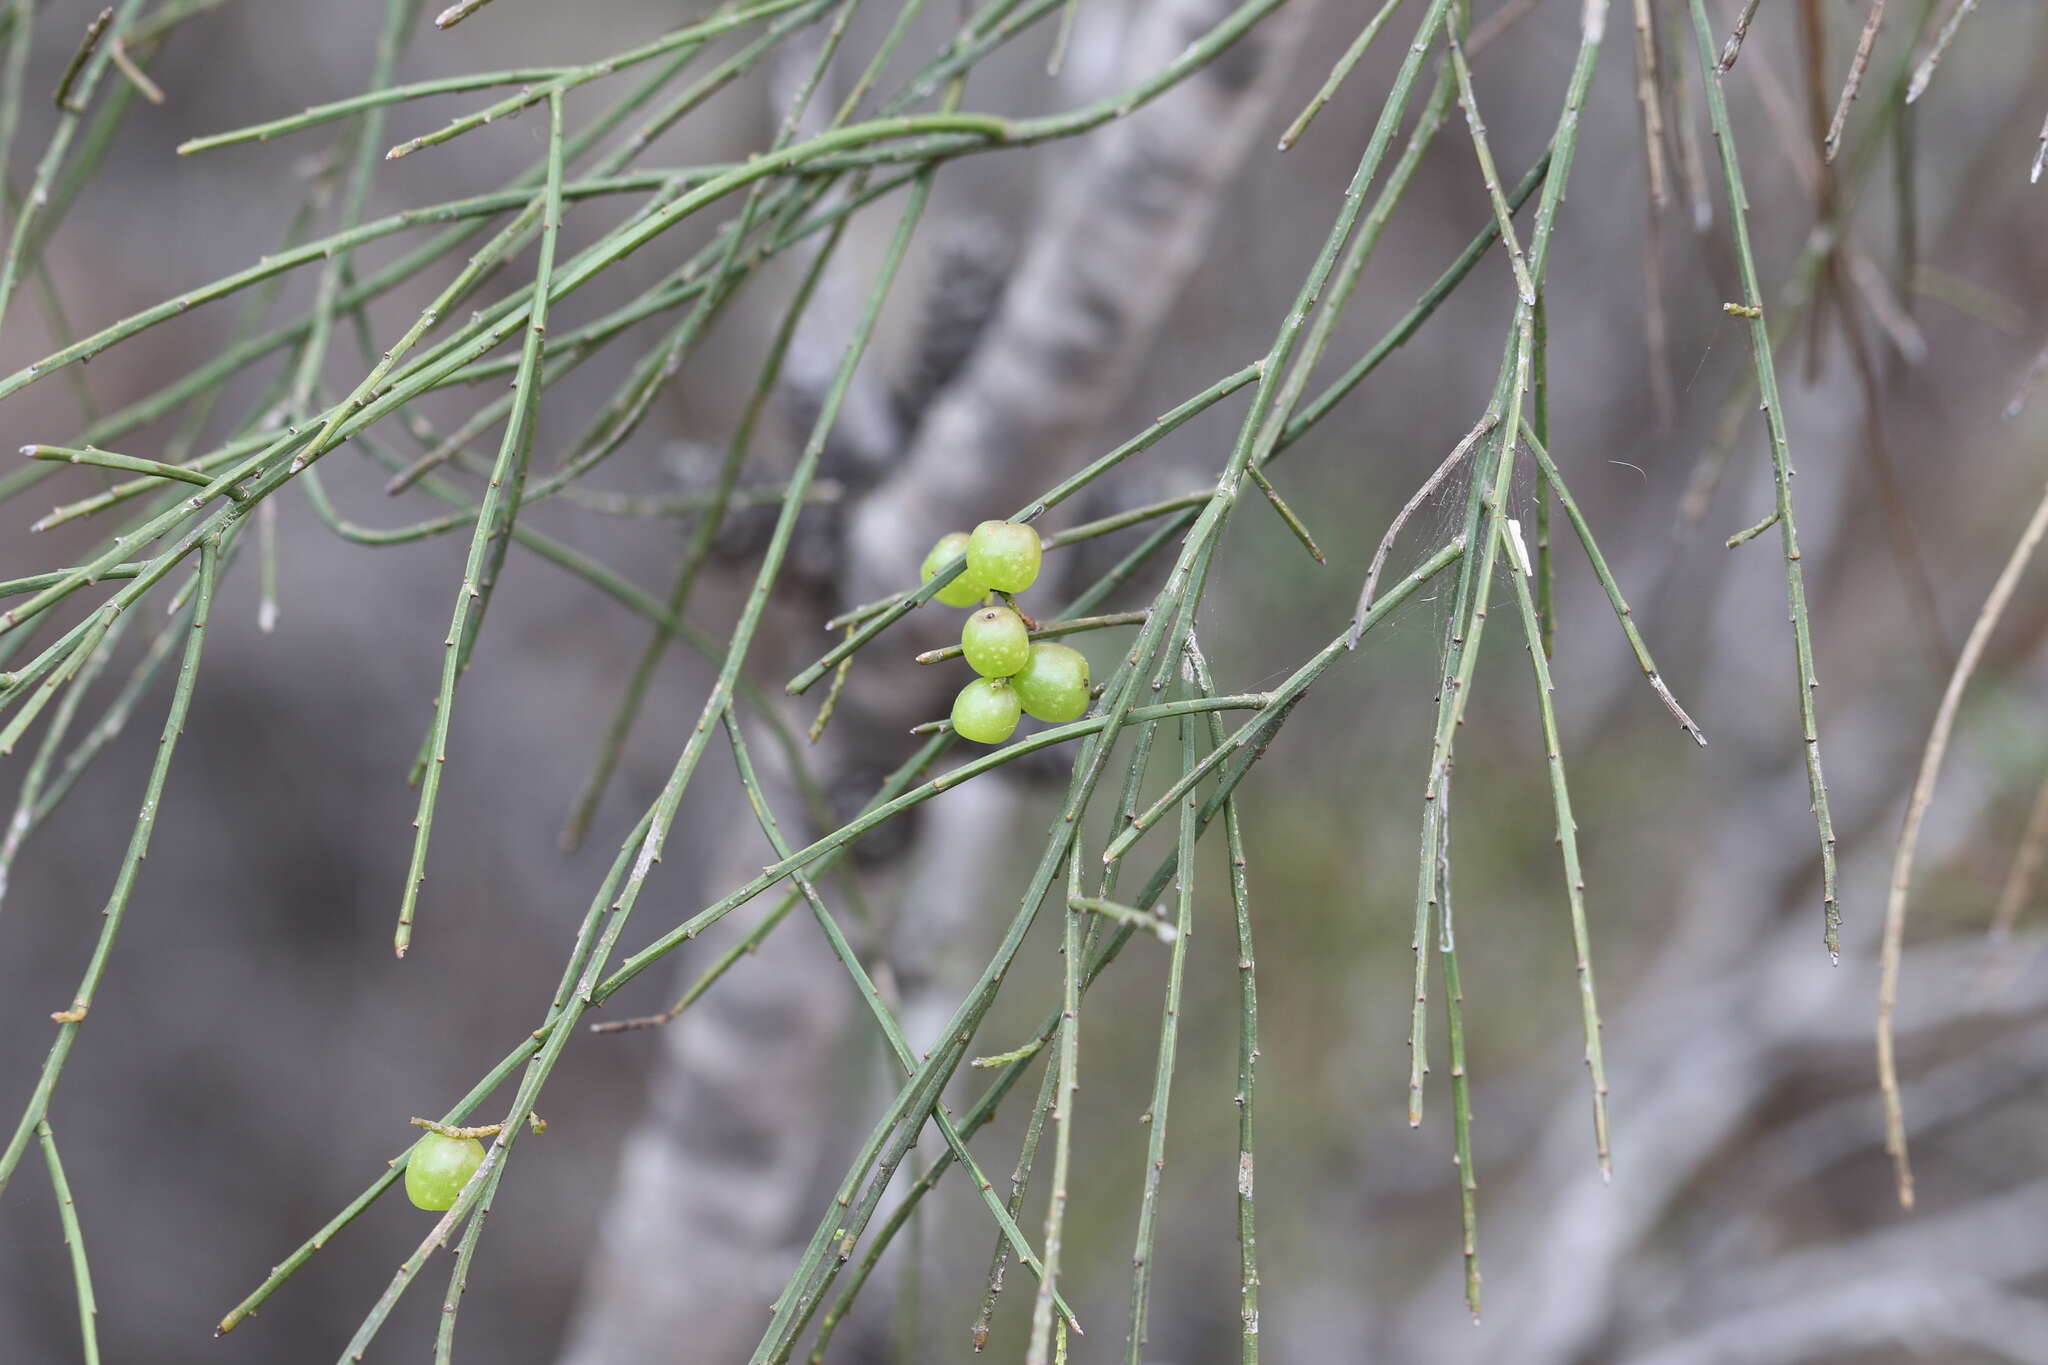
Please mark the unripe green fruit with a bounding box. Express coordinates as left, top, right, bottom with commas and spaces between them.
1012, 642, 1091, 722
921, 531, 988, 608
961, 606, 1030, 678
965, 520, 1042, 594
952, 677, 1021, 744
405, 1131, 486, 1212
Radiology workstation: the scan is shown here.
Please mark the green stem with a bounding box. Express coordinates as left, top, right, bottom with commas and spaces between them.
37, 1120, 100, 1365
1684, 0, 1840, 956
395, 89, 568, 957
0, 538, 219, 1204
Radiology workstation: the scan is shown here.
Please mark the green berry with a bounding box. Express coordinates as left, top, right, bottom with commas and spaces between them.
405, 1131, 485, 1212
965, 520, 1042, 594
921, 531, 988, 608
961, 606, 1030, 678
951, 677, 1021, 744
1012, 642, 1091, 722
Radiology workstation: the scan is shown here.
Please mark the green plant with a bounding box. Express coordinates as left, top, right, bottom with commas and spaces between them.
0, 0, 2011, 1359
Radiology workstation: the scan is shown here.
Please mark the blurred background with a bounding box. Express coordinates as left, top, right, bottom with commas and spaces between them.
3, 0, 2048, 1360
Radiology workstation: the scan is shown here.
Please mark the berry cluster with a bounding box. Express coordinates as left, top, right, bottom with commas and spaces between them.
919, 520, 1091, 745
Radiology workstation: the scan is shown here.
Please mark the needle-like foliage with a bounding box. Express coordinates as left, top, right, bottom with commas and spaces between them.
0, 0, 1970, 1355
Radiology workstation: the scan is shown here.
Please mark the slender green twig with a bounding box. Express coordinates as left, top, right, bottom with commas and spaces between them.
0, 613, 129, 912
1278, 149, 1549, 449
22, 443, 229, 489
0, 611, 113, 758
1532, 292, 1554, 656
1246, 465, 1326, 563
2, 0, 144, 337
1056, 511, 1196, 621
1725, 510, 1780, 547
1179, 644, 1261, 1362
1024, 846, 1086, 1365
396, 91, 567, 957
1401, 0, 1601, 1212
1123, 681, 1204, 1364
0, 538, 218, 1203
721, 709, 1080, 1332
383, 0, 819, 160
1265, 52, 1466, 493
593, 735, 955, 1037
179, 68, 570, 154
813, 718, 1297, 1357
1446, 31, 1537, 305
1501, 521, 1611, 1175
1518, 422, 1703, 742
971, 1033, 1059, 1352
432, 1159, 505, 1364
85, 41, 774, 478
0, 171, 688, 411
302, 190, 552, 486
1046, 0, 1078, 74
218, 805, 667, 1336
1686, 0, 1841, 957
37, 1120, 100, 1365
53, 9, 114, 113
337, 794, 678, 1360
19, 605, 182, 837
1276, 0, 1405, 151
1436, 774, 1480, 1313
29, 429, 273, 532
559, 0, 871, 847
0, 0, 34, 232
1040, 489, 1216, 550
1103, 546, 1459, 866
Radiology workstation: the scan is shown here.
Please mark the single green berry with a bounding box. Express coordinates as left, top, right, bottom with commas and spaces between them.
920, 531, 988, 608
965, 520, 1042, 594
1012, 641, 1091, 722
405, 1131, 486, 1212
961, 606, 1031, 678
951, 677, 1021, 744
